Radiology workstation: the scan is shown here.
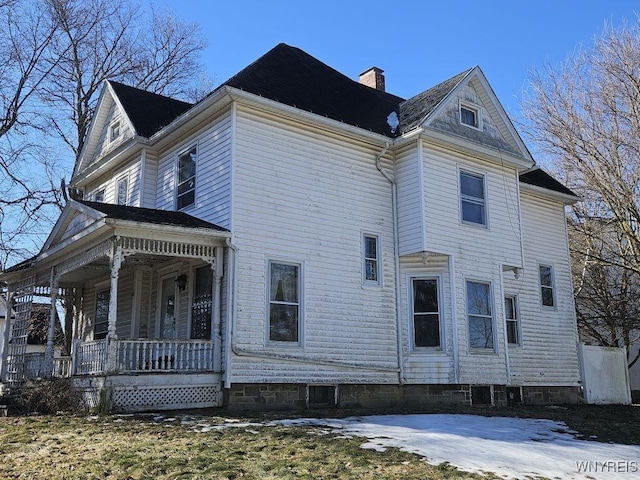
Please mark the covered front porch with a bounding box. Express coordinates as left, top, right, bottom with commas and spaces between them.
1, 200, 230, 411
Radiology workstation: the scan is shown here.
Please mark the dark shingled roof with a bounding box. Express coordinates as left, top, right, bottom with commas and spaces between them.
108, 81, 193, 137
109, 43, 472, 139
223, 43, 405, 136
398, 69, 471, 134
79, 200, 229, 231
519, 168, 578, 197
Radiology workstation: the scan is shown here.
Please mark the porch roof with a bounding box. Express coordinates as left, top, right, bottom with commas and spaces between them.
1, 201, 230, 283
77, 200, 229, 231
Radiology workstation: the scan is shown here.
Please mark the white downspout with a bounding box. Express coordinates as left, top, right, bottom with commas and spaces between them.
449, 255, 460, 383
375, 140, 405, 385
499, 266, 511, 384
223, 237, 238, 389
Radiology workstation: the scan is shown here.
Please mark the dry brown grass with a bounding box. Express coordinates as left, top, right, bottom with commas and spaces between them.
0, 413, 491, 480
0, 403, 637, 479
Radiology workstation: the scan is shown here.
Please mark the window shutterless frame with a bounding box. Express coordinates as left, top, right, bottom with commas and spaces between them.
504, 294, 520, 345
459, 168, 487, 227
267, 260, 303, 345
466, 280, 495, 350
116, 175, 128, 205
459, 100, 483, 130
362, 233, 381, 285
539, 264, 555, 308
176, 144, 197, 210
410, 276, 443, 350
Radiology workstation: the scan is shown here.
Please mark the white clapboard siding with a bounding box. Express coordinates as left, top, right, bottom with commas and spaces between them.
141, 150, 158, 209
85, 156, 142, 206
505, 190, 580, 385
156, 111, 232, 229
421, 142, 523, 266
229, 107, 398, 384
399, 254, 455, 383
396, 143, 426, 255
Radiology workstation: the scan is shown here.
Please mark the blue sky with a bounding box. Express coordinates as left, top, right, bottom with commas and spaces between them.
164, 0, 637, 120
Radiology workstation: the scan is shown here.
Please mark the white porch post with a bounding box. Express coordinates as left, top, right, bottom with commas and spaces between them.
106, 240, 123, 372
44, 267, 59, 378
108, 242, 122, 339
212, 247, 223, 371
1, 284, 13, 382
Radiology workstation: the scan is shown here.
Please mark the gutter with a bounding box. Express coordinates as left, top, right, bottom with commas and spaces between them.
375, 140, 405, 385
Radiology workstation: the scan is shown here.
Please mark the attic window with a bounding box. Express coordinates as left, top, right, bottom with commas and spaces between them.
460, 102, 481, 130
109, 121, 121, 142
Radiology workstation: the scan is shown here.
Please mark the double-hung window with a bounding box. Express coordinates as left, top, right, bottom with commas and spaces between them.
268, 261, 301, 343
467, 280, 494, 349
412, 278, 441, 348
539, 264, 555, 307
504, 295, 519, 345
117, 176, 128, 205
363, 234, 380, 283
460, 171, 486, 226
177, 146, 197, 210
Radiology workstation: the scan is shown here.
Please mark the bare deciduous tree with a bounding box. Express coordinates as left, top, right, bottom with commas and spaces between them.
522, 17, 640, 367
0, 0, 212, 268
42, 0, 212, 162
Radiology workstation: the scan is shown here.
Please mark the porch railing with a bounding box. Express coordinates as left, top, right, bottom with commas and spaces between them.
115, 339, 214, 373
53, 356, 72, 378
74, 339, 108, 375
71, 338, 215, 375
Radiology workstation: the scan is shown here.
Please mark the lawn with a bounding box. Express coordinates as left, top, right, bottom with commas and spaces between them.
0, 404, 637, 479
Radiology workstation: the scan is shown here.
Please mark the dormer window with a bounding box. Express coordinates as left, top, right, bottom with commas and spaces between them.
109, 121, 121, 142
460, 102, 481, 130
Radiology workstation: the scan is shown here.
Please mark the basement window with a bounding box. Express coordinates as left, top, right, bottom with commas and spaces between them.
471, 385, 492, 405
307, 385, 336, 408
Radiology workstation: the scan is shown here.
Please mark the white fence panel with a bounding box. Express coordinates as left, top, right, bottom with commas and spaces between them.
579, 343, 631, 404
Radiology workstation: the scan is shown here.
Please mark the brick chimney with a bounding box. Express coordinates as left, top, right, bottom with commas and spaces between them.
359, 67, 385, 92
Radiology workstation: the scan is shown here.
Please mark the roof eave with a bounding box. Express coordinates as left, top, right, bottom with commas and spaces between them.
519, 182, 581, 205
104, 217, 231, 240
225, 87, 393, 145
420, 128, 535, 170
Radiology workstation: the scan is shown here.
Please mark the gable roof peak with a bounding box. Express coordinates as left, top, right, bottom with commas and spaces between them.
107, 80, 193, 138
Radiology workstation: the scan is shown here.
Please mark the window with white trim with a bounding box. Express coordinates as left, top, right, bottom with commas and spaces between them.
467, 280, 494, 349
460, 170, 486, 226
412, 277, 441, 348
539, 264, 555, 307
109, 121, 121, 142
268, 261, 301, 343
177, 146, 196, 210
363, 234, 380, 283
94, 188, 105, 202
117, 176, 128, 205
94, 289, 110, 340
460, 102, 481, 129
504, 295, 519, 345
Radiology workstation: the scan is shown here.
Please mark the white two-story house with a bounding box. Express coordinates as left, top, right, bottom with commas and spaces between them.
0, 43, 581, 412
